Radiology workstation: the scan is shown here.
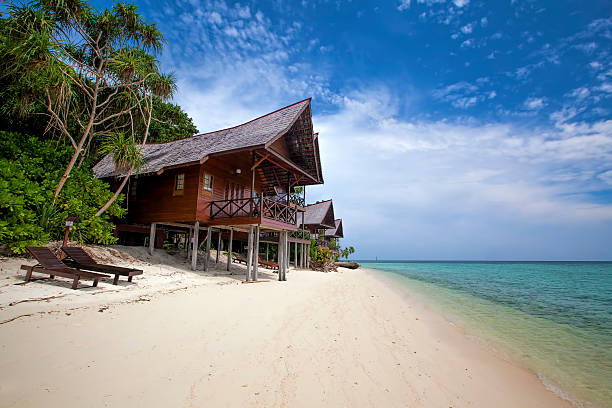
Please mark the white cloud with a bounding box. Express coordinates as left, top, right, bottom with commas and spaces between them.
599, 170, 612, 185
524, 97, 546, 110
397, 0, 411, 11
314, 90, 612, 230
460, 23, 473, 34
568, 87, 590, 100
598, 83, 612, 93
480, 16, 488, 26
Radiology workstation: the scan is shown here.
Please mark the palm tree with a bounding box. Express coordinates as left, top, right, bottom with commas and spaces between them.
2, 0, 173, 202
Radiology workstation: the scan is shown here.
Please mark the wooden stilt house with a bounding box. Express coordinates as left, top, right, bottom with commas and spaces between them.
323, 219, 343, 250
300, 199, 336, 248
94, 98, 323, 281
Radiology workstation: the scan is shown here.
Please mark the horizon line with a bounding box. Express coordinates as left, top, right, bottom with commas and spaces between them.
354, 259, 612, 263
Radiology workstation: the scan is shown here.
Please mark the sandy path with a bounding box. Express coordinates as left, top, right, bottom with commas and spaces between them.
0, 266, 571, 407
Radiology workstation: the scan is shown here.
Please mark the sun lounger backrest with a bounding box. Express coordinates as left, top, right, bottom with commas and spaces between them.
26, 247, 67, 269
62, 247, 97, 265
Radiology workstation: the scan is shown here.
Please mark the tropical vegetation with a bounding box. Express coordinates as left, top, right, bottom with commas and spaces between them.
0, 0, 197, 253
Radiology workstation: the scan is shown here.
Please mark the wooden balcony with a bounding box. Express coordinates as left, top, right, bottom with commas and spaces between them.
209, 197, 298, 229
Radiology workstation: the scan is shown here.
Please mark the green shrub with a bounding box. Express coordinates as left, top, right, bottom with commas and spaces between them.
0, 131, 125, 253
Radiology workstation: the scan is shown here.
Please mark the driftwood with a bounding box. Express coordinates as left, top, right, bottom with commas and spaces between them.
310, 260, 337, 272
334, 261, 360, 269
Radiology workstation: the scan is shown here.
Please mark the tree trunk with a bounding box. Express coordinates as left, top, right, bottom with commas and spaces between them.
94, 95, 153, 217
94, 168, 132, 217
53, 69, 102, 201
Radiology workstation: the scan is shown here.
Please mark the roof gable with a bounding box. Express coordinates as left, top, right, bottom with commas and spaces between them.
325, 219, 343, 238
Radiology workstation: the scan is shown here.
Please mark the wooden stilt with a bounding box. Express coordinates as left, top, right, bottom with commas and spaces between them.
227, 228, 233, 273
216, 230, 221, 263
253, 225, 260, 281
186, 231, 191, 259
285, 233, 289, 272
294, 241, 298, 267
186, 233, 190, 259
191, 222, 199, 271
246, 225, 254, 281
278, 233, 284, 281
149, 223, 156, 255
205, 226, 212, 272
266, 242, 269, 261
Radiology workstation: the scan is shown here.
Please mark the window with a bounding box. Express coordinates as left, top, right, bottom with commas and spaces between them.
174, 173, 185, 193
130, 179, 137, 198
203, 173, 213, 192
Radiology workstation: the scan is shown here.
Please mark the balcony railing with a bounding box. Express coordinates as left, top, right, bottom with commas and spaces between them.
261, 229, 310, 241
210, 196, 298, 225
289, 229, 311, 240
269, 193, 305, 208
315, 239, 329, 248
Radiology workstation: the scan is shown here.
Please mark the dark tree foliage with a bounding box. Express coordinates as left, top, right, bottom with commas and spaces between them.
137, 99, 198, 144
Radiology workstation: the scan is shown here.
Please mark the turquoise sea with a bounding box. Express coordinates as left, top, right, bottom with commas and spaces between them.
361, 261, 612, 408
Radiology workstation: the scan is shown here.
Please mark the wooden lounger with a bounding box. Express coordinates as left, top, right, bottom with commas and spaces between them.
258, 257, 279, 270
61, 246, 143, 285
21, 247, 109, 290
233, 253, 248, 265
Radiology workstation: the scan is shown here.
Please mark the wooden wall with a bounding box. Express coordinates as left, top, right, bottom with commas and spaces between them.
195, 152, 263, 222
118, 149, 306, 227
125, 164, 200, 224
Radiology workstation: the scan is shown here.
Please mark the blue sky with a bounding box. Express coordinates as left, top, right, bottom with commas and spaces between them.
94, 0, 611, 260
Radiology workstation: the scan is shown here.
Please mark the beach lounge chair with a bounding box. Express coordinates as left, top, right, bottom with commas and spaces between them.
233, 253, 248, 265
20, 247, 109, 290
258, 257, 279, 270
61, 246, 143, 285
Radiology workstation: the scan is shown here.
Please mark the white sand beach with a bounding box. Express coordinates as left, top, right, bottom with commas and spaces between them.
0, 246, 572, 407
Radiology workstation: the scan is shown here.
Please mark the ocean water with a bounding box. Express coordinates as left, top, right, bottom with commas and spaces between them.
361, 261, 612, 408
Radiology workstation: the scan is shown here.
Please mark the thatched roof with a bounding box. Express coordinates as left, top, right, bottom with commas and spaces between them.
299, 199, 335, 229
324, 219, 343, 238
93, 99, 323, 188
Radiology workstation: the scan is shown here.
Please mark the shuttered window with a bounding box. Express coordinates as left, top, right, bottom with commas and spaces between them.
203, 173, 213, 192
174, 173, 185, 191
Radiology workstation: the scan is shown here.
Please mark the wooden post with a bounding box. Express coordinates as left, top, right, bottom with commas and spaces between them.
266, 242, 269, 261
253, 225, 260, 281
205, 226, 212, 272
250, 153, 255, 216
284, 232, 289, 280
246, 225, 254, 281
191, 222, 199, 270
227, 228, 233, 273
186, 230, 191, 259
216, 230, 221, 263
285, 233, 289, 272
149, 223, 156, 255
294, 241, 298, 267
278, 232, 284, 281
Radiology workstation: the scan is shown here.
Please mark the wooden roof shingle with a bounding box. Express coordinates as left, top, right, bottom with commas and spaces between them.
299, 199, 335, 229
94, 99, 321, 183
